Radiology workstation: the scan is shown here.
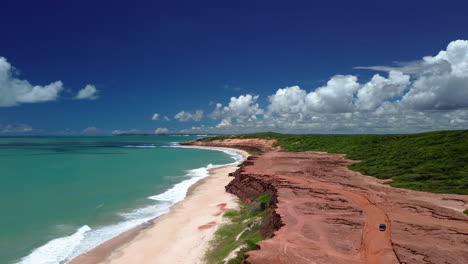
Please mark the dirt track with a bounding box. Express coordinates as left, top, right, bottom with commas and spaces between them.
187, 139, 468, 264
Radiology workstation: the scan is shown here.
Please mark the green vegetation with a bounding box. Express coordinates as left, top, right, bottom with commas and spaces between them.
464, 209, 468, 216
205, 194, 272, 264
201, 130, 468, 194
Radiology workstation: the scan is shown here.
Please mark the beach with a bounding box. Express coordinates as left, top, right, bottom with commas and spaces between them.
69, 147, 248, 264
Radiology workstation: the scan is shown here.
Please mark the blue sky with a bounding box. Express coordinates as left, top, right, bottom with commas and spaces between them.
1, 0, 468, 135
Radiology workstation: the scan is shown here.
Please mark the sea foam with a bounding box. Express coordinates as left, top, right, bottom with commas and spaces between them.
148, 164, 213, 202
16, 143, 243, 264
17, 225, 91, 264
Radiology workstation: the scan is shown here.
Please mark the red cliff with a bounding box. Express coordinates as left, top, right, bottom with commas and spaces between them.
184, 139, 468, 264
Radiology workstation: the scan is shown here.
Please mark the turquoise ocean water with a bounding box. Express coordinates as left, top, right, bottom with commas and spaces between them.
0, 136, 242, 264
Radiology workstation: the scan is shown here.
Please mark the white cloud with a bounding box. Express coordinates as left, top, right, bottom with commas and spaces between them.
112, 129, 139, 135
305, 75, 360, 113
75, 84, 99, 100
355, 71, 410, 111
174, 110, 204, 122
210, 94, 263, 122
0, 57, 63, 107
155, 127, 169, 133
396, 40, 468, 110
82, 126, 98, 134
423, 40, 468, 77
216, 118, 232, 128
359, 40, 468, 111
0, 123, 33, 133
268, 86, 306, 115
152, 113, 159, 120
164, 116, 171, 121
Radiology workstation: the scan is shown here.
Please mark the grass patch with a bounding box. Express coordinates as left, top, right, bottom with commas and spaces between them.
205, 194, 272, 264
254, 193, 271, 207
200, 130, 468, 194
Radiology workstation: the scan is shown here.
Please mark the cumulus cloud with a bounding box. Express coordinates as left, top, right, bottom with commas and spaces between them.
306, 75, 360, 113
82, 126, 98, 134
164, 116, 171, 121
355, 71, 410, 111
210, 94, 263, 122
216, 118, 232, 128
75, 84, 99, 100
0, 57, 63, 107
397, 40, 468, 110
155, 127, 169, 133
268, 86, 306, 115
174, 110, 204, 122
152, 113, 159, 120
359, 40, 468, 111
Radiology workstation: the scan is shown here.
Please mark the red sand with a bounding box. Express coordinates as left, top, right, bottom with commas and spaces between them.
213, 203, 229, 216
194, 139, 468, 264
197, 221, 217, 230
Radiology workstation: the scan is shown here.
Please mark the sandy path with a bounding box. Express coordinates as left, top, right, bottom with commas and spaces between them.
277, 175, 398, 263
69, 147, 248, 264
307, 178, 397, 264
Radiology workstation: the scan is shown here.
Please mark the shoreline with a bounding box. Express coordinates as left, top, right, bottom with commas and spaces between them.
69, 146, 248, 264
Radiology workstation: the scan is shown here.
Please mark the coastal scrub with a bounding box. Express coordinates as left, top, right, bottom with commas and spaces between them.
200, 130, 468, 194
205, 194, 271, 264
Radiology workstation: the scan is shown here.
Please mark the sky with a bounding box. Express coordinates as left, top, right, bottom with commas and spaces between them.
1, 0, 468, 135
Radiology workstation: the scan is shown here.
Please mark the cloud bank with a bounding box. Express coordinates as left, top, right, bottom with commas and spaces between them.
187, 40, 468, 134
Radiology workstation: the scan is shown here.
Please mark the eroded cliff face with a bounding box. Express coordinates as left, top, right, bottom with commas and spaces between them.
226, 157, 283, 240
183, 139, 468, 264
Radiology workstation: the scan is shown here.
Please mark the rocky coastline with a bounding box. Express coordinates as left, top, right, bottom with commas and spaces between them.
182, 138, 468, 264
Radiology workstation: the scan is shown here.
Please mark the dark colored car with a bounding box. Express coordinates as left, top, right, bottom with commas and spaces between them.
379, 224, 386, 231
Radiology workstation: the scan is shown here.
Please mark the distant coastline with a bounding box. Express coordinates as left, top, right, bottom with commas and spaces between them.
114, 133, 223, 137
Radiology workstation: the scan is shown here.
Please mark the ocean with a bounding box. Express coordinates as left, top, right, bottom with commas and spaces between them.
0, 136, 242, 264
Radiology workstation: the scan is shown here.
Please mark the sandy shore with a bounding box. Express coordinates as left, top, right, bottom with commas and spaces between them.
69, 147, 248, 264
